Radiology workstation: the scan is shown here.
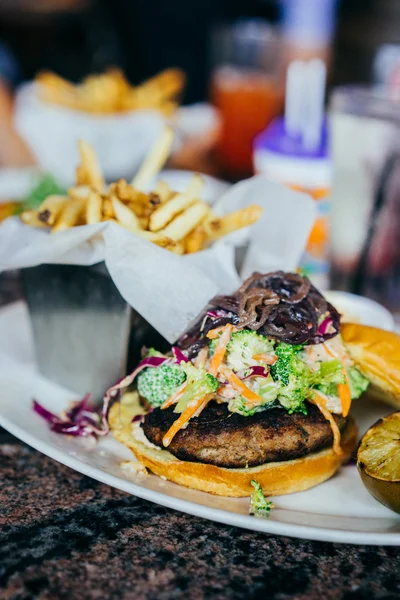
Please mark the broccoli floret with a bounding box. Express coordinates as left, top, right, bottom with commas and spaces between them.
228, 396, 260, 416
175, 362, 219, 413
347, 366, 369, 399
146, 347, 165, 358
313, 359, 346, 396
137, 363, 186, 407
228, 375, 279, 416
312, 360, 368, 400
271, 342, 310, 414
226, 330, 275, 371
249, 480, 274, 517
208, 338, 218, 357
270, 343, 303, 385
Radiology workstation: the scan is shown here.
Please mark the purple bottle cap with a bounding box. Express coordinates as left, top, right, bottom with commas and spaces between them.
254, 117, 329, 160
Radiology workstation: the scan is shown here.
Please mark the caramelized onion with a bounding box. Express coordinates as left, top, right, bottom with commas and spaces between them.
177, 271, 340, 356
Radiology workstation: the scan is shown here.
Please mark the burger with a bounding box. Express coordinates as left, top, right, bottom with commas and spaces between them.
107, 271, 374, 497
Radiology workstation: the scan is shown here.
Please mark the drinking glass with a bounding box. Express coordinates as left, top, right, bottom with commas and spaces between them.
210, 19, 284, 178
330, 86, 400, 322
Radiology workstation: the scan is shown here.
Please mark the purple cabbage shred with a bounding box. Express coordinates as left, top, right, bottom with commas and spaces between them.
33, 393, 109, 439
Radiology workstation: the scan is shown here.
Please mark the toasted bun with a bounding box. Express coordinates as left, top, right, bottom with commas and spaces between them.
109, 394, 357, 497
342, 323, 400, 409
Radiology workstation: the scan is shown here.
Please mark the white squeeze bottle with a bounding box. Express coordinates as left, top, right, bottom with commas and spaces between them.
253, 59, 332, 290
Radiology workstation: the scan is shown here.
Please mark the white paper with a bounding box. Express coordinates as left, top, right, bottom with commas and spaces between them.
0, 176, 316, 342
15, 84, 171, 185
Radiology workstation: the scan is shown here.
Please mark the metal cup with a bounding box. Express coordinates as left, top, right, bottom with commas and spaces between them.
21, 263, 169, 402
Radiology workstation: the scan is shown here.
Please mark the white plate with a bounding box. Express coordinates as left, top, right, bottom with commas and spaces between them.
1, 301, 399, 545
325, 290, 395, 331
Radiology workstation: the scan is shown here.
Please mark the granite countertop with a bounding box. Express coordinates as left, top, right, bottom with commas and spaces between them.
1, 429, 400, 600
1, 273, 400, 599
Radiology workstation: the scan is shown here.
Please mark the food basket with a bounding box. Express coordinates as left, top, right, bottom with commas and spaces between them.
15, 83, 171, 185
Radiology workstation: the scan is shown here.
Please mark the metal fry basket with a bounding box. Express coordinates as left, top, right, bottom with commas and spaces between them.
21, 263, 168, 402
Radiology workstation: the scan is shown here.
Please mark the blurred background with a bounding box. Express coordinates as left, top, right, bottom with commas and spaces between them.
0, 0, 400, 321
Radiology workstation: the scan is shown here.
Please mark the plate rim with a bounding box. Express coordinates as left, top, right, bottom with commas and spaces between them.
1, 300, 400, 546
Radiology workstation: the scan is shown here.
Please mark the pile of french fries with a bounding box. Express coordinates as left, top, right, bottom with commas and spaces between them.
36, 68, 185, 115
20, 128, 263, 255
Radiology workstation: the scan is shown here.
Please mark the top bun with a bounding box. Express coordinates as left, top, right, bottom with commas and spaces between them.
341, 323, 400, 408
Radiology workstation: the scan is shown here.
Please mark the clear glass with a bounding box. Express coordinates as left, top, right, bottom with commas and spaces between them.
329, 85, 400, 322
210, 19, 284, 178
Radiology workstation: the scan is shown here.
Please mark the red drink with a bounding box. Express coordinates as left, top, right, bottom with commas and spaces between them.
212, 68, 283, 178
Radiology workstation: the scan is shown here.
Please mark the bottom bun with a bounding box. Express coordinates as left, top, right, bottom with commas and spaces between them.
109, 395, 358, 497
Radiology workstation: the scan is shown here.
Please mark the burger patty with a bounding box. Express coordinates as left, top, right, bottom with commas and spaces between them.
142, 401, 347, 468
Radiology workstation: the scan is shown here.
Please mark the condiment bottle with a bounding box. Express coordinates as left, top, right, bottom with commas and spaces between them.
253, 118, 331, 290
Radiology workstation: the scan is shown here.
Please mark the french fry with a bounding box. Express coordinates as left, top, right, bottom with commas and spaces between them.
36, 71, 76, 94
106, 68, 131, 101
68, 185, 91, 200
102, 197, 114, 219
149, 174, 203, 232
19, 127, 263, 255
110, 179, 158, 217
138, 216, 150, 229
204, 205, 263, 241
111, 196, 140, 230
20, 210, 48, 228
168, 241, 185, 255
36, 71, 79, 109
158, 202, 209, 241
131, 127, 174, 190
183, 225, 207, 253
152, 180, 174, 203
149, 236, 179, 250
37, 195, 68, 226
115, 220, 178, 249
147, 193, 162, 210
76, 71, 128, 113
110, 179, 137, 203
132, 228, 174, 243
135, 69, 185, 104
37, 68, 184, 115
149, 193, 193, 231
86, 190, 103, 225
158, 100, 179, 116
76, 140, 104, 190
52, 197, 85, 232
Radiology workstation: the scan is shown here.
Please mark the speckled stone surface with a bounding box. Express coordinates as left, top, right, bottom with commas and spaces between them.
1, 273, 400, 599
1, 430, 400, 600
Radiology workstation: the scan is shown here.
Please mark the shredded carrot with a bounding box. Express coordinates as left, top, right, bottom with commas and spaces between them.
311, 392, 342, 456
323, 343, 336, 359
323, 343, 352, 417
307, 346, 316, 361
208, 324, 234, 376
194, 347, 208, 368
252, 353, 277, 365
338, 375, 352, 418
162, 393, 213, 447
160, 382, 187, 410
220, 367, 264, 406
206, 326, 226, 340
